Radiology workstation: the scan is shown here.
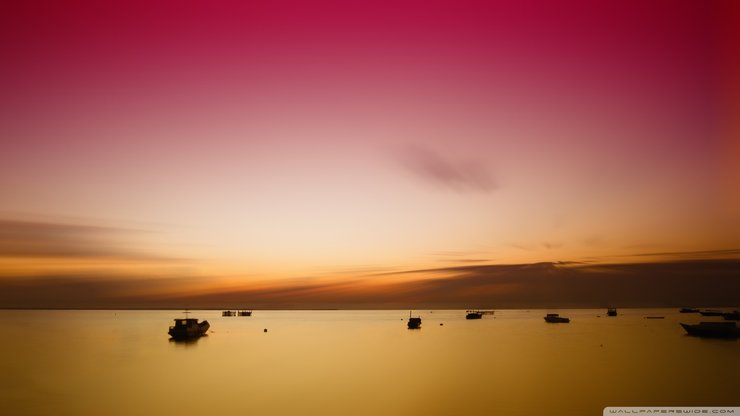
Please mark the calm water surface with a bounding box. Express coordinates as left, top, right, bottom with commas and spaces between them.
1, 309, 738, 415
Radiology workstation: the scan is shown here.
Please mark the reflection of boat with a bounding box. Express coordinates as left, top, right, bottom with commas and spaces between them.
722, 311, 739, 321
407, 311, 421, 329
679, 307, 699, 313
607, 308, 617, 317
544, 313, 570, 323
699, 310, 723, 317
168, 316, 210, 340
222, 310, 236, 317
680, 322, 739, 338
238, 310, 252, 317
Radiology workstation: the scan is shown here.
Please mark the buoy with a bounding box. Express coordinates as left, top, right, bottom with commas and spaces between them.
264, 328, 267, 332
439, 323, 443, 326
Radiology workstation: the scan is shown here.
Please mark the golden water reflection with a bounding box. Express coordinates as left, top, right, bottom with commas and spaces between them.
0, 309, 737, 415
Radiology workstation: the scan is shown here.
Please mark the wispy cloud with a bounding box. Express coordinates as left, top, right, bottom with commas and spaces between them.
0, 218, 179, 262
399, 145, 496, 192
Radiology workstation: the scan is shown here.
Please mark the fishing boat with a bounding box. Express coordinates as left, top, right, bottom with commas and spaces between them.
407, 311, 422, 329
465, 310, 494, 319
544, 313, 570, 323
680, 322, 739, 338
238, 310, 252, 317
222, 310, 236, 317
168, 313, 210, 340
699, 309, 723, 317
607, 308, 617, 317
679, 307, 699, 313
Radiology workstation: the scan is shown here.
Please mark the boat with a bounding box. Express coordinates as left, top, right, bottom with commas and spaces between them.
722, 311, 739, 321
679, 307, 699, 313
238, 310, 252, 317
544, 313, 570, 323
168, 315, 210, 340
407, 311, 422, 329
607, 308, 617, 317
680, 322, 739, 338
466, 311, 483, 319
644, 316, 665, 319
222, 310, 236, 317
699, 309, 723, 317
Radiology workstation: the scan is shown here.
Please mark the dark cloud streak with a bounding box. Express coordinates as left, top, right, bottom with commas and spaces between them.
399, 145, 496, 192
0, 219, 179, 262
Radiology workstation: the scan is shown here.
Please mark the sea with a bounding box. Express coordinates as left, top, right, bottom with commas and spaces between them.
1, 309, 738, 415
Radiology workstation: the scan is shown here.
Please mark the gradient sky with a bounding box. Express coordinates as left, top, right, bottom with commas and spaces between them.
1, 1, 738, 307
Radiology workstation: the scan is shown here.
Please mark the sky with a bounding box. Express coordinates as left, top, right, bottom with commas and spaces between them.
0, 0, 738, 308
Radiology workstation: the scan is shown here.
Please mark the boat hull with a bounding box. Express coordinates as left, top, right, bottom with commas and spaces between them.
169, 321, 210, 340
407, 317, 422, 329
680, 322, 739, 338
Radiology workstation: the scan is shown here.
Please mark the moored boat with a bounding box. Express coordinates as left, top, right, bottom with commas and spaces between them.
407, 311, 422, 329
679, 307, 699, 313
466, 311, 483, 319
699, 309, 723, 317
680, 322, 739, 338
168, 316, 210, 340
222, 310, 236, 317
607, 308, 617, 317
238, 310, 252, 316
544, 313, 570, 323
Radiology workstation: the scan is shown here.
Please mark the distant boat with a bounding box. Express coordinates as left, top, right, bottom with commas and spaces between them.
607, 308, 617, 317
544, 313, 570, 323
222, 310, 236, 317
465, 310, 494, 319
168, 316, 210, 340
407, 311, 422, 329
466, 311, 483, 319
238, 310, 252, 317
680, 322, 739, 338
679, 307, 699, 313
699, 310, 723, 317
644, 316, 665, 319
722, 311, 740, 321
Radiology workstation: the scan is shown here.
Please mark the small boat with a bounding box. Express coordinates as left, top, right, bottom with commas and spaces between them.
644, 316, 665, 319
679, 307, 699, 313
607, 308, 617, 317
544, 313, 570, 323
466, 311, 483, 319
465, 310, 494, 319
407, 311, 422, 329
722, 311, 739, 321
238, 310, 252, 317
680, 322, 739, 338
168, 316, 210, 340
699, 309, 723, 316
222, 310, 236, 317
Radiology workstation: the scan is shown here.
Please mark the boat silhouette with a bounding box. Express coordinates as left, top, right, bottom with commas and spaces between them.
407, 311, 421, 329
680, 322, 739, 338
544, 313, 570, 323
169, 312, 209, 340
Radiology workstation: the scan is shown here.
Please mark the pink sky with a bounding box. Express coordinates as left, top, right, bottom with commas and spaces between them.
1, 1, 738, 298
